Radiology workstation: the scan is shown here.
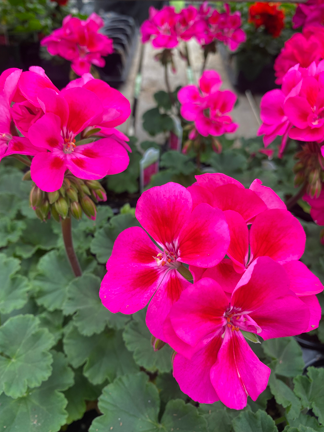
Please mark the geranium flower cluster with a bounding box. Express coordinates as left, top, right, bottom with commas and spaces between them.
0, 67, 130, 220
178, 70, 238, 142
274, 26, 324, 84
293, 0, 324, 29
249, 2, 285, 38
100, 173, 323, 409
41, 13, 113, 76
140, 2, 246, 51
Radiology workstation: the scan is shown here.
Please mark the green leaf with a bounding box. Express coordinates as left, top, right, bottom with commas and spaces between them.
0, 192, 21, 219
90, 372, 207, 432
64, 325, 139, 385
0, 254, 29, 314
38, 310, 64, 344
0, 315, 55, 398
284, 427, 321, 432
154, 90, 172, 111
294, 367, 324, 425
33, 250, 96, 311
123, 309, 173, 373
64, 368, 102, 424
241, 330, 260, 344
161, 150, 196, 175
209, 150, 248, 176
268, 374, 301, 421
63, 274, 128, 335
15, 218, 57, 258
262, 337, 304, 377
198, 402, 240, 432
288, 414, 324, 431
155, 373, 187, 405
248, 387, 272, 413
0, 218, 25, 247
0, 351, 74, 432
232, 410, 277, 432
91, 213, 140, 264
143, 107, 174, 136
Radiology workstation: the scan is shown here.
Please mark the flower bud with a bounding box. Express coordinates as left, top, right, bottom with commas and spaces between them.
294, 172, 305, 187
50, 204, 61, 222
70, 201, 83, 220
91, 188, 107, 202
308, 169, 320, 185
63, 178, 71, 189
55, 197, 69, 219
86, 180, 101, 190
80, 195, 97, 220
47, 190, 60, 204
22, 170, 31, 181
308, 179, 322, 198
36, 200, 50, 221
151, 336, 166, 352
320, 229, 324, 245
293, 162, 304, 174
81, 184, 91, 195
30, 185, 44, 208
59, 186, 66, 197
66, 187, 78, 202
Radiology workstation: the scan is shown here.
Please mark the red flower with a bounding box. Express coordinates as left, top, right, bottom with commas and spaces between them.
249, 2, 285, 37
50, 0, 68, 5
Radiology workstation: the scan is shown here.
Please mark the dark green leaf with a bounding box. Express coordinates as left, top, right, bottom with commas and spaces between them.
0, 192, 21, 219
154, 90, 172, 111
0, 218, 25, 247
199, 402, 236, 432
123, 309, 173, 373
63, 274, 128, 335
0, 351, 74, 432
232, 410, 277, 432
143, 107, 174, 136
155, 373, 186, 405
161, 150, 196, 175
288, 414, 324, 431
15, 218, 57, 258
0, 315, 55, 398
262, 338, 304, 377
38, 310, 64, 344
268, 374, 301, 421
64, 325, 139, 385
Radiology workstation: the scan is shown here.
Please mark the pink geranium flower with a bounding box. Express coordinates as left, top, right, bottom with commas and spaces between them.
212, 4, 246, 51
178, 70, 238, 137
165, 257, 310, 408
140, 6, 179, 49
100, 182, 230, 341
41, 13, 113, 76
303, 190, 324, 225
293, 0, 324, 29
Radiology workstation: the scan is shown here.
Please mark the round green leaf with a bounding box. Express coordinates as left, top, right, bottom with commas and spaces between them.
123, 309, 173, 373
15, 218, 57, 258
63, 325, 139, 385
0, 192, 21, 219
0, 315, 55, 398
0, 218, 25, 247
232, 410, 277, 432
262, 338, 304, 378
63, 274, 128, 335
156, 373, 187, 405
0, 351, 74, 432
33, 250, 97, 311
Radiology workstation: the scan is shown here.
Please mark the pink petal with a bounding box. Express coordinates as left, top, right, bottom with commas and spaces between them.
249, 179, 286, 210
224, 210, 248, 273
180, 103, 201, 121
37, 88, 69, 128
164, 317, 198, 359
285, 96, 311, 129
211, 330, 270, 409
250, 209, 306, 264
289, 125, 324, 142
178, 85, 201, 104
6, 137, 44, 157
196, 173, 244, 189
300, 295, 322, 332
60, 87, 103, 136
250, 294, 310, 339
232, 257, 291, 312
178, 203, 230, 268
30, 151, 66, 192
146, 270, 190, 341
0, 68, 22, 103
135, 182, 192, 246
100, 227, 161, 314
199, 70, 222, 94
283, 261, 324, 296
260, 89, 286, 124
28, 113, 63, 150
68, 137, 129, 179
173, 338, 222, 404
18, 71, 58, 107
169, 277, 228, 347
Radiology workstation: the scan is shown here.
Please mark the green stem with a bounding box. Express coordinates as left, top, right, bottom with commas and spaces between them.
201, 52, 208, 75
286, 183, 307, 210
11, 154, 31, 167
61, 217, 82, 277
164, 63, 175, 106
274, 416, 287, 425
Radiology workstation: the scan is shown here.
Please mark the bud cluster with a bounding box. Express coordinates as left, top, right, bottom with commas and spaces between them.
293, 142, 324, 198
26, 171, 107, 222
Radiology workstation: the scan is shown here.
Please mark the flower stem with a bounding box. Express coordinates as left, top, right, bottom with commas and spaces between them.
286, 183, 308, 210
201, 52, 208, 75
11, 155, 31, 167
61, 217, 82, 277
164, 63, 175, 106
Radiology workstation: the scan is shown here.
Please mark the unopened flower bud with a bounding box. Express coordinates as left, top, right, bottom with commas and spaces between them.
293, 162, 304, 174
51, 204, 61, 222
66, 187, 78, 202
30, 185, 44, 208
59, 186, 66, 197
70, 201, 83, 220
91, 188, 107, 202
80, 195, 97, 220
55, 197, 69, 219
63, 178, 71, 189
294, 172, 305, 187
86, 180, 101, 190
308, 179, 322, 198
22, 170, 31, 181
47, 190, 60, 204
81, 184, 91, 195
151, 336, 166, 352
36, 200, 50, 221
308, 169, 320, 185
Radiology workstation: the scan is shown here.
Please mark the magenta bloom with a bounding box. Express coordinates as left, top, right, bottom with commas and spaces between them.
178, 70, 238, 137
165, 258, 310, 408
303, 190, 324, 225
100, 182, 230, 341
140, 6, 179, 49
41, 13, 113, 76
211, 4, 246, 51
176, 6, 207, 42
293, 0, 324, 29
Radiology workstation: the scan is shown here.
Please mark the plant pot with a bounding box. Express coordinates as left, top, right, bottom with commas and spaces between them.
295, 334, 324, 353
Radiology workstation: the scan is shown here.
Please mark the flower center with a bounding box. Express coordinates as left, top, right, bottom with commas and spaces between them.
1, 133, 12, 144
63, 138, 76, 154
154, 247, 180, 270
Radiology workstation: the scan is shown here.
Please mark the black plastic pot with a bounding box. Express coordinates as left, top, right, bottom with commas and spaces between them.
65, 409, 100, 432
0, 44, 23, 71
295, 335, 324, 353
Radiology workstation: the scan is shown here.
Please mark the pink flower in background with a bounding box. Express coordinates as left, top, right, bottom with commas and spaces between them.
41, 13, 113, 76
293, 0, 324, 28
179, 70, 238, 137
176, 5, 207, 42
165, 258, 310, 408
141, 6, 179, 49
100, 182, 230, 341
212, 4, 246, 51
303, 190, 324, 225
